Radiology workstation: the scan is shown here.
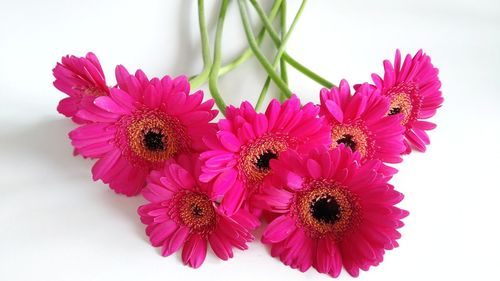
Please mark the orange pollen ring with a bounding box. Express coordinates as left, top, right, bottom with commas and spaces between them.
127, 114, 184, 163
239, 134, 292, 183
178, 192, 216, 233
388, 92, 413, 125
296, 179, 361, 240
330, 124, 370, 157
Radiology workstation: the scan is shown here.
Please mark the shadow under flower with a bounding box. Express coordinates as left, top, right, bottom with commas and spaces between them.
0, 116, 149, 243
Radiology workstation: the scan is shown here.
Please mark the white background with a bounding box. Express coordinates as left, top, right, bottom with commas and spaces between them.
1, 0, 499, 280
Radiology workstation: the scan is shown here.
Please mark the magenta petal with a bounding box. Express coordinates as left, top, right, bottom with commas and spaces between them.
174, 166, 196, 189
231, 208, 260, 230
315, 238, 331, 273
286, 172, 304, 190
306, 159, 322, 179
91, 149, 121, 181
57, 96, 79, 117
115, 65, 131, 89
414, 120, 437, 130
182, 234, 207, 268
329, 244, 343, 278
325, 100, 343, 123
208, 233, 230, 260
109, 88, 136, 111
221, 181, 245, 216
218, 132, 241, 152
265, 99, 281, 130
162, 227, 189, 257
262, 215, 296, 243
406, 130, 427, 152
94, 96, 129, 114
212, 170, 237, 197
253, 114, 269, 135
150, 220, 177, 247
144, 85, 162, 108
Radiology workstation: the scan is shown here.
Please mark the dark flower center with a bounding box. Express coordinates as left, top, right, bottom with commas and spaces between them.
336, 134, 356, 151
179, 192, 216, 233
191, 204, 204, 217
255, 150, 278, 170
388, 107, 401, 116
143, 130, 165, 151
310, 195, 341, 224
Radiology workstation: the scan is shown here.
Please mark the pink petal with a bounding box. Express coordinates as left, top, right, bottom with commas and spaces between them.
94, 96, 130, 114
162, 227, 189, 257
109, 88, 136, 112
253, 114, 269, 135
91, 149, 121, 181
57, 97, 79, 117
218, 132, 241, 152
287, 172, 304, 190
324, 100, 343, 123
212, 170, 237, 197
262, 215, 296, 243
306, 159, 322, 179
182, 234, 207, 268
144, 84, 162, 108
221, 181, 246, 216
149, 220, 177, 247
208, 233, 230, 260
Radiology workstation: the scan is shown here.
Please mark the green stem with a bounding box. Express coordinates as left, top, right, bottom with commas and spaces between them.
218, 0, 283, 76
255, 77, 271, 111
208, 0, 229, 115
238, 0, 292, 99
279, 0, 288, 101
189, 0, 212, 89
283, 54, 335, 88
251, 0, 336, 89
253, 0, 307, 108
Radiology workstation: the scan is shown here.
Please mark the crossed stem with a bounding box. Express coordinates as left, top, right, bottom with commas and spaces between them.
189, 0, 335, 114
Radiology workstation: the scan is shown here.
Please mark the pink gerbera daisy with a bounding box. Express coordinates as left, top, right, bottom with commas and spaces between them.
254, 146, 408, 277
371, 49, 443, 153
69, 66, 218, 196
138, 154, 258, 268
200, 95, 331, 215
320, 80, 405, 175
53, 52, 110, 123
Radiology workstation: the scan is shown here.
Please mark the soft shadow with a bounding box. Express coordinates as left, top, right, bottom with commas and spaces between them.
0, 117, 80, 171
0, 116, 148, 241
169, 0, 218, 76
170, 0, 197, 75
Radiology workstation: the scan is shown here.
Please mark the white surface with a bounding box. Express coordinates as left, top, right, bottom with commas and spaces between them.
1, 0, 500, 280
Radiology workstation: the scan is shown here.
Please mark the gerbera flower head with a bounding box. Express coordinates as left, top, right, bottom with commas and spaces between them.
320, 79, 405, 174
255, 145, 408, 277
371, 49, 443, 153
69, 66, 218, 196
53, 52, 110, 123
200, 95, 331, 215
138, 154, 258, 268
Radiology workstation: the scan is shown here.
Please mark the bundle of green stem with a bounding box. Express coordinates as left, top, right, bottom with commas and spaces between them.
188, 0, 335, 115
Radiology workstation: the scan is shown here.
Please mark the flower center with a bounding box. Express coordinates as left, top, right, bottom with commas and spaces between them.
117, 109, 189, 165
311, 195, 341, 224
296, 179, 361, 240
386, 82, 421, 125
143, 130, 166, 151
330, 124, 372, 158
255, 150, 278, 171
336, 134, 356, 151
239, 134, 293, 184
179, 192, 216, 233
388, 107, 401, 116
